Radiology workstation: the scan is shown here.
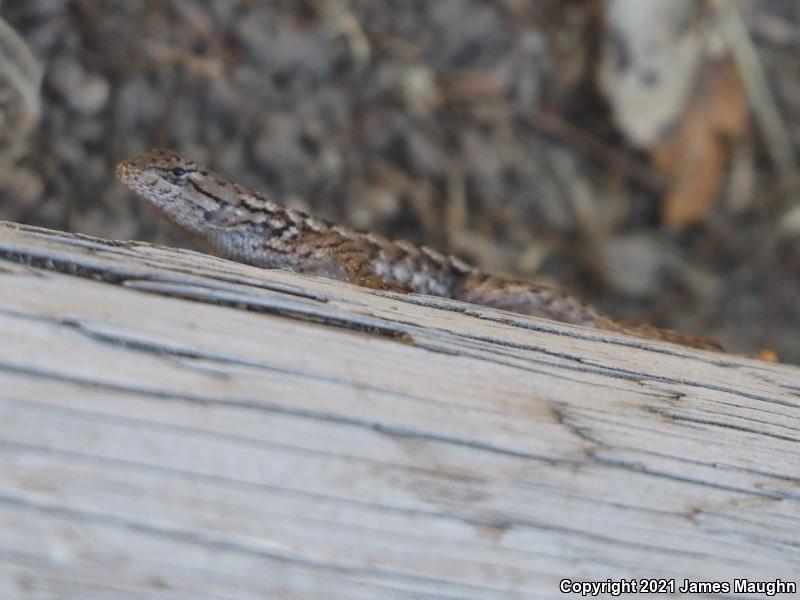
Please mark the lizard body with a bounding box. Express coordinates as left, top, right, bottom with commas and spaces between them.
116, 149, 721, 351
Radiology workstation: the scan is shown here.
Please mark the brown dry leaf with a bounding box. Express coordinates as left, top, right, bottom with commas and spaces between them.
652, 59, 748, 227
757, 348, 779, 363
598, 0, 751, 228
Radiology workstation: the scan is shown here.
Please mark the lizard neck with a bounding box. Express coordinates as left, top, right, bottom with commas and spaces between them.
204, 219, 350, 280
204, 224, 308, 270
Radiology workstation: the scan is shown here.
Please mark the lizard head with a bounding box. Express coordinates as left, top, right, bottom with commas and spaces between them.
117, 149, 308, 266
116, 148, 244, 236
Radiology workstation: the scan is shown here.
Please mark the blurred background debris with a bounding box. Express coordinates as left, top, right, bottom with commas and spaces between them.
0, 12, 43, 223
1, 0, 799, 362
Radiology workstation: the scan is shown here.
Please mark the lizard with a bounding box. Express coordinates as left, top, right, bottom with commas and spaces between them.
116, 148, 722, 351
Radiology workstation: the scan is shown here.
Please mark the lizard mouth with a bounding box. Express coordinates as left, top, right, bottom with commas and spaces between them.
114, 159, 140, 187
114, 160, 128, 180
115, 159, 160, 192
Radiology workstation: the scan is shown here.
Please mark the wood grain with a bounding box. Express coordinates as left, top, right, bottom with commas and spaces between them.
0, 220, 798, 599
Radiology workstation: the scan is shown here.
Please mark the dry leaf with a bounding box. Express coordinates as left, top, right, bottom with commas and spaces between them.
757, 348, 779, 363
599, 0, 707, 148
599, 0, 749, 227
653, 59, 748, 227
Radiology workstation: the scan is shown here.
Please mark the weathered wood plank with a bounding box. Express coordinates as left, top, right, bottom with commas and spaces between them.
0, 220, 798, 598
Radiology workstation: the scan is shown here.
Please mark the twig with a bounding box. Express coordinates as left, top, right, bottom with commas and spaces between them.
711, 0, 800, 199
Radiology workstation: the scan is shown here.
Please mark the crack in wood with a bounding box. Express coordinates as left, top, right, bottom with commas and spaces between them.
0, 361, 559, 463
0, 247, 416, 345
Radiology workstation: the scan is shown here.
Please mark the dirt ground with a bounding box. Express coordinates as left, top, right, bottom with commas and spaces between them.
1, 0, 799, 363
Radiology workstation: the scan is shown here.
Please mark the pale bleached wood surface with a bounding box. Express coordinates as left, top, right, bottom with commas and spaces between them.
0, 220, 798, 599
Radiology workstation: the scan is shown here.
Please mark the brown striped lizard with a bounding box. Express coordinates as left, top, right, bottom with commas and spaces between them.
116, 149, 722, 351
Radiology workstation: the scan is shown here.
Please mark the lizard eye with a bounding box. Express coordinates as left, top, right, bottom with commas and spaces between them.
171, 167, 187, 177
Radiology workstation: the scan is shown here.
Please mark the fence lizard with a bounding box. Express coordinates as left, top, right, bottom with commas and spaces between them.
116, 149, 721, 351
